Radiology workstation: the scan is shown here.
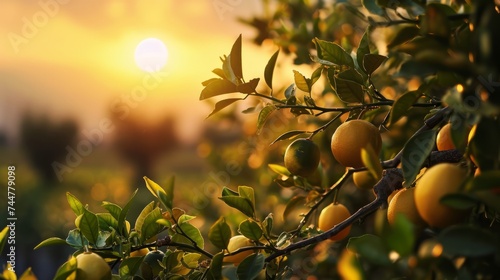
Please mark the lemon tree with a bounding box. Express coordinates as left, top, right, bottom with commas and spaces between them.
2, 0, 500, 279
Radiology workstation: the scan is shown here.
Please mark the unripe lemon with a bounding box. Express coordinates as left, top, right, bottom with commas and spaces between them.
284, 138, 321, 177
223, 235, 254, 265
414, 163, 468, 228
75, 252, 111, 280
387, 187, 426, 229
141, 250, 165, 279
318, 203, 351, 241
436, 123, 456, 151
331, 120, 382, 168
353, 170, 382, 190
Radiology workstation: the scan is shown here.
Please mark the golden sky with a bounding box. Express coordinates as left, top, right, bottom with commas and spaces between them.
0, 0, 278, 142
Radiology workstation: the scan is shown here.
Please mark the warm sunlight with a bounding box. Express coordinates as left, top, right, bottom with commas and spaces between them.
134, 38, 169, 72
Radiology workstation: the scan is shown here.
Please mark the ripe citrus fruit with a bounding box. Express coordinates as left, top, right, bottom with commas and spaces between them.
387, 187, 426, 228
353, 170, 382, 190
414, 163, 468, 228
318, 203, 351, 241
331, 120, 382, 168
75, 252, 111, 280
436, 123, 456, 151
284, 138, 321, 177
141, 250, 165, 279
223, 235, 254, 265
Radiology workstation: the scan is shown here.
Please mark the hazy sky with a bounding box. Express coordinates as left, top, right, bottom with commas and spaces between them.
0, 0, 276, 142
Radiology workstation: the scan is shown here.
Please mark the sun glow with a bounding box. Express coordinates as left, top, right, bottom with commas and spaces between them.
134, 38, 169, 72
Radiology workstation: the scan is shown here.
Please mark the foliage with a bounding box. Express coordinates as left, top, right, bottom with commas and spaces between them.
3, 0, 500, 279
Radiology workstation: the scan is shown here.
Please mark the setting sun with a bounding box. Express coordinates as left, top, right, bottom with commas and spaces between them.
134, 38, 169, 72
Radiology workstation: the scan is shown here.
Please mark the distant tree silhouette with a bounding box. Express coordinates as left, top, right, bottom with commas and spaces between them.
111, 113, 179, 181
20, 112, 78, 183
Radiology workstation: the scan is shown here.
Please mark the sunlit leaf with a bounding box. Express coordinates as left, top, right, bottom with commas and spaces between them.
221, 187, 239, 197
238, 186, 256, 209
257, 104, 276, 134
53, 256, 77, 280
97, 213, 118, 231
387, 26, 420, 49
182, 253, 201, 269
208, 217, 232, 250
311, 66, 323, 87
334, 75, 365, 103
219, 196, 255, 218
262, 214, 273, 237
0, 226, 9, 254
118, 189, 138, 237
363, 0, 384, 15
66, 192, 85, 216
177, 222, 205, 249
402, 130, 437, 187
78, 208, 99, 245
101, 201, 122, 221
143, 176, 166, 199
208, 252, 224, 280
66, 229, 88, 248
357, 30, 371, 71
363, 54, 387, 75
265, 49, 280, 89
385, 214, 415, 257
388, 90, 422, 126
33, 237, 67, 250
239, 219, 263, 241
237, 254, 265, 280
293, 70, 311, 93
338, 69, 365, 85
140, 207, 163, 242
135, 201, 156, 233
338, 249, 364, 280
268, 164, 292, 177
314, 39, 355, 67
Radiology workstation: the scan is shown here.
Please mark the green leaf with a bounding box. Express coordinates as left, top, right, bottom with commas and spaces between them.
208, 217, 232, 250
440, 193, 478, 210
357, 30, 371, 70
469, 117, 500, 171
338, 69, 365, 85
257, 104, 276, 134
270, 130, 307, 145
387, 26, 420, 49
237, 254, 265, 280
141, 207, 163, 242
101, 201, 122, 221
237, 78, 260, 94
293, 70, 311, 93
143, 176, 166, 199
311, 66, 323, 86
264, 49, 280, 89
238, 186, 256, 209
283, 196, 306, 221
388, 90, 422, 126
78, 208, 99, 245
402, 130, 437, 187
53, 256, 77, 280
314, 38, 355, 67
135, 201, 156, 233
268, 164, 292, 177
334, 74, 365, 103
230, 34, 243, 80
97, 213, 118, 231
0, 226, 8, 254
347, 234, 391, 265
182, 253, 201, 269
177, 222, 205, 249
162, 176, 175, 210
66, 229, 88, 248
284, 83, 295, 99
118, 189, 138, 237
239, 219, 263, 241
178, 214, 196, 225
119, 256, 144, 277
361, 145, 383, 181
438, 225, 497, 257
221, 187, 239, 197
96, 231, 111, 248
363, 54, 387, 75
385, 214, 415, 257
66, 192, 85, 216
219, 196, 255, 218
208, 252, 224, 280
363, 0, 384, 15
33, 237, 67, 250
200, 79, 238, 100
262, 214, 273, 237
